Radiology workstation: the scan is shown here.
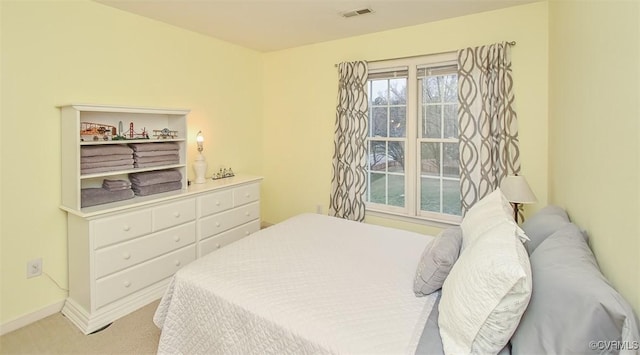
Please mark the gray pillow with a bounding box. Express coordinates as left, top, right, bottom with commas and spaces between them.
521, 205, 570, 254
510, 223, 640, 354
413, 227, 462, 296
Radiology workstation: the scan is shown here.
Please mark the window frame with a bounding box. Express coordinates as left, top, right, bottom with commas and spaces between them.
365, 52, 462, 226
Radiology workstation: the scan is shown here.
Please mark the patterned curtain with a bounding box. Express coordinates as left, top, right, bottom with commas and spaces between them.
457, 42, 521, 216
329, 61, 369, 221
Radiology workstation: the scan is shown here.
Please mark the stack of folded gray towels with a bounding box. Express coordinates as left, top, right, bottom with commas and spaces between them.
81, 179, 134, 208
80, 145, 134, 175
128, 142, 180, 168
129, 169, 182, 196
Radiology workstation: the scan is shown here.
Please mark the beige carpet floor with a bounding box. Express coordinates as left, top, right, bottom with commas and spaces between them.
0, 300, 160, 354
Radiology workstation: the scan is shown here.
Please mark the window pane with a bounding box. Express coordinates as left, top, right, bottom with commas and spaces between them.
422, 77, 441, 104
423, 105, 441, 138
367, 62, 459, 220
443, 75, 458, 103
388, 141, 405, 173
369, 141, 387, 172
421, 177, 441, 212
369, 172, 386, 204
443, 104, 458, 138
371, 107, 388, 137
389, 107, 406, 137
389, 78, 407, 104
420, 142, 440, 176
443, 179, 461, 215
370, 80, 388, 105
443, 142, 459, 178
388, 174, 405, 207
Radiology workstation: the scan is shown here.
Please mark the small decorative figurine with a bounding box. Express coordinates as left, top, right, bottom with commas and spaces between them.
80, 122, 117, 141
153, 127, 178, 139
212, 167, 235, 180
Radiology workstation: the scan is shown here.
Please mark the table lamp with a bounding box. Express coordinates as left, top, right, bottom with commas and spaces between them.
193, 131, 207, 184
500, 175, 537, 223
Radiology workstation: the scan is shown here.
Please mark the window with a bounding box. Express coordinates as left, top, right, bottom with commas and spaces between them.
365, 53, 462, 224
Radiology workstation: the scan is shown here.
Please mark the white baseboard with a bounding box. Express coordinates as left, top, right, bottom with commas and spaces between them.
0, 300, 65, 336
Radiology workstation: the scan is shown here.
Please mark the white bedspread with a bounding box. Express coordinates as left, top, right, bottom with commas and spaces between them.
154, 213, 437, 354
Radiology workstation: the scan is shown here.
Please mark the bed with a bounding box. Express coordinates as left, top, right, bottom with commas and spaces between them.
154, 191, 640, 355
154, 213, 439, 354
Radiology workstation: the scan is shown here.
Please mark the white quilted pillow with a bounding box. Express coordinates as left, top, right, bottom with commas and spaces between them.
438, 222, 532, 354
460, 187, 528, 249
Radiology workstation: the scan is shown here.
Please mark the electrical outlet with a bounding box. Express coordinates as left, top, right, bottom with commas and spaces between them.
27, 258, 42, 278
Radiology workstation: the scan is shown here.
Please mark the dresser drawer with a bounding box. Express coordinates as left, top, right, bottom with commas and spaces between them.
153, 198, 196, 231
198, 202, 259, 239
233, 183, 260, 206
95, 245, 195, 308
93, 210, 153, 249
95, 222, 196, 278
199, 220, 260, 256
198, 189, 233, 217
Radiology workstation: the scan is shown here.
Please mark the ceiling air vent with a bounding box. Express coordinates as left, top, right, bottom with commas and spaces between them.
341, 7, 374, 18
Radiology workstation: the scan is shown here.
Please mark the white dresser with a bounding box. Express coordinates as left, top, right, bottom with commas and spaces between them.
61, 175, 262, 334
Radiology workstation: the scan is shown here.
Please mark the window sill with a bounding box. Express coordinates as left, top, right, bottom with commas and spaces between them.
365, 209, 461, 229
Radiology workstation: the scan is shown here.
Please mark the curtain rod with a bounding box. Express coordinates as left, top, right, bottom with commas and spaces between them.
334, 41, 516, 68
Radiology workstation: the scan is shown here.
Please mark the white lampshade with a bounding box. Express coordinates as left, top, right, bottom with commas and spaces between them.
500, 175, 537, 204
196, 130, 204, 153
193, 130, 207, 184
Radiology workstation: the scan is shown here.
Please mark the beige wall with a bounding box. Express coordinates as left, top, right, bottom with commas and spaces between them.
0, 0, 263, 324
548, 0, 640, 312
261, 2, 550, 235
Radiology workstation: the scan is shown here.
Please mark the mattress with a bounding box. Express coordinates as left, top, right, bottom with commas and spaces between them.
154, 213, 438, 354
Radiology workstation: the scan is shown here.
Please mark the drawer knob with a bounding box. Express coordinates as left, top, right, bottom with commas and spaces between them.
245, 211, 250, 217
175, 260, 181, 267
174, 236, 181, 242
173, 212, 181, 218
245, 231, 250, 236
215, 200, 220, 206
244, 192, 250, 198
124, 281, 131, 288
123, 225, 131, 232
216, 243, 221, 249
215, 222, 221, 227
122, 252, 131, 260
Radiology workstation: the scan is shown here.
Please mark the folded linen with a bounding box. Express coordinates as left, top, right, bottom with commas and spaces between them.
134, 150, 179, 158
134, 160, 180, 169
81, 164, 134, 175
81, 188, 134, 208
129, 170, 182, 186
102, 179, 132, 191
101, 186, 131, 192
134, 154, 179, 164
128, 142, 180, 152
132, 181, 182, 196
81, 154, 133, 164
81, 159, 134, 170
81, 145, 133, 157
102, 179, 131, 187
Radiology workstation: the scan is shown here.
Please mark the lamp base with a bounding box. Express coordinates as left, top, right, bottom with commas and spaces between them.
193, 155, 207, 184
513, 202, 521, 224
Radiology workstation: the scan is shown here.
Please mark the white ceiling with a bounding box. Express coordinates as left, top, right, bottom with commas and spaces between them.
94, 0, 538, 52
